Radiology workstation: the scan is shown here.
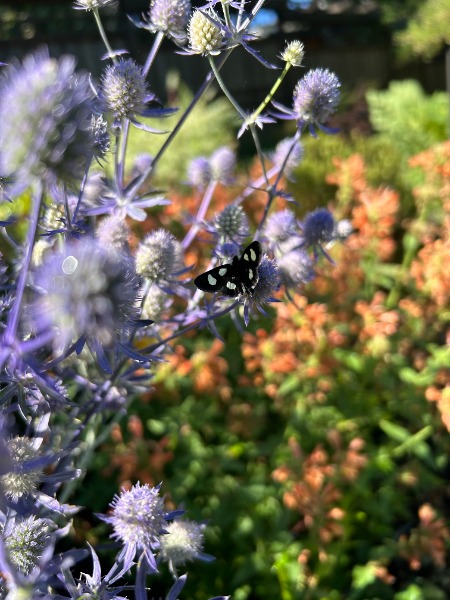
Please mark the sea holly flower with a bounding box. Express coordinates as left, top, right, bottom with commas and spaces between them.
32, 236, 139, 357
135, 229, 184, 290
159, 518, 214, 576
299, 207, 336, 260
100, 59, 176, 132
74, 0, 117, 10
276, 247, 315, 290
128, 0, 191, 46
264, 209, 299, 248
213, 204, 249, 242
187, 156, 212, 188
210, 146, 236, 184
281, 40, 305, 68
0, 49, 94, 190
242, 255, 280, 326
272, 68, 341, 135
3, 516, 51, 577
1, 436, 43, 501
271, 137, 304, 179
187, 9, 225, 56
98, 482, 181, 571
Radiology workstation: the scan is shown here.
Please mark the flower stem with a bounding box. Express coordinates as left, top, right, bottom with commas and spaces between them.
182, 180, 217, 250
208, 55, 247, 121
92, 7, 116, 62
251, 62, 291, 121
142, 31, 165, 78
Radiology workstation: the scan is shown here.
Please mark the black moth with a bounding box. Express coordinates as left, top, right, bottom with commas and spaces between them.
194, 241, 262, 297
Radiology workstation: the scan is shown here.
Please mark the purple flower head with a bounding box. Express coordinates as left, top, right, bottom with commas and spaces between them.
33, 236, 138, 352
210, 146, 236, 184
215, 241, 240, 261
272, 137, 304, 178
101, 59, 150, 124
213, 204, 249, 242
264, 209, 299, 246
135, 229, 183, 286
0, 49, 94, 189
188, 10, 224, 56
149, 0, 191, 43
187, 156, 212, 188
293, 68, 340, 128
90, 113, 111, 160
99, 482, 168, 568
95, 214, 131, 254
300, 208, 335, 250
277, 248, 315, 289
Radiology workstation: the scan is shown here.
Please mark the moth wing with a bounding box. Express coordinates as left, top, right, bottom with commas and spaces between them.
194, 264, 231, 292
236, 240, 262, 292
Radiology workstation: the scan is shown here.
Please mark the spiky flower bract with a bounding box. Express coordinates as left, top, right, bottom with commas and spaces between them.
4, 516, 51, 576
188, 10, 224, 56
90, 114, 110, 159
281, 40, 305, 68
159, 519, 205, 571
101, 59, 148, 122
243, 255, 280, 325
1, 437, 42, 501
100, 482, 167, 567
135, 229, 183, 284
150, 0, 191, 43
293, 68, 341, 128
210, 146, 236, 184
33, 236, 138, 351
0, 49, 94, 189
214, 204, 249, 241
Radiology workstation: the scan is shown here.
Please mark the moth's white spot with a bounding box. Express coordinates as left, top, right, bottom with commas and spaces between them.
249, 248, 257, 261
227, 282, 237, 290
208, 274, 217, 286
62, 256, 78, 275
218, 268, 228, 276
248, 268, 253, 280
243, 254, 249, 261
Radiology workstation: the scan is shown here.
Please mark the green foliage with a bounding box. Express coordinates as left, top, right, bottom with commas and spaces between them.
366, 81, 448, 158
126, 78, 236, 186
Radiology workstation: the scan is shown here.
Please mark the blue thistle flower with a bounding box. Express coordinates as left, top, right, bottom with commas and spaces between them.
0, 49, 94, 190
213, 204, 249, 242
210, 146, 236, 184
187, 156, 212, 188
159, 518, 214, 576
277, 248, 315, 289
32, 236, 138, 353
149, 0, 191, 43
243, 255, 280, 326
271, 137, 304, 178
1, 436, 43, 501
264, 209, 299, 247
101, 59, 149, 123
4, 516, 51, 576
135, 229, 183, 286
98, 482, 175, 571
300, 207, 335, 258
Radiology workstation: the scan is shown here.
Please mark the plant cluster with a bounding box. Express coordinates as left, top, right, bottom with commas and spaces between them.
0, 0, 346, 598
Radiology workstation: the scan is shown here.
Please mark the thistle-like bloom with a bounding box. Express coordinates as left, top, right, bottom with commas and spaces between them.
101, 59, 149, 123
188, 10, 224, 55
98, 482, 170, 570
264, 209, 299, 246
159, 518, 213, 575
281, 40, 305, 68
210, 146, 236, 184
4, 516, 51, 576
214, 204, 249, 242
243, 255, 280, 326
0, 49, 94, 189
149, 0, 191, 43
135, 229, 183, 285
300, 208, 335, 254
277, 248, 315, 289
0, 437, 42, 501
90, 113, 110, 159
293, 68, 341, 128
272, 137, 304, 178
33, 236, 138, 352
74, 0, 116, 10
187, 156, 211, 188
141, 285, 170, 322
96, 214, 131, 254
272, 68, 340, 135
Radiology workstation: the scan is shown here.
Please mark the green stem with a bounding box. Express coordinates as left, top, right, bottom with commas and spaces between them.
92, 7, 116, 62
208, 55, 247, 121
251, 62, 291, 120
